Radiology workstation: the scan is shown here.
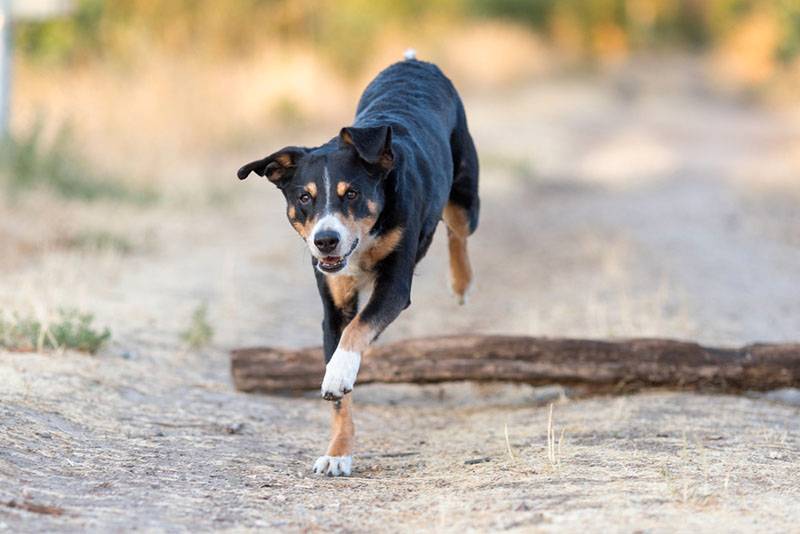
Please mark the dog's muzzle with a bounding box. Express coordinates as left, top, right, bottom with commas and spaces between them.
317, 238, 359, 274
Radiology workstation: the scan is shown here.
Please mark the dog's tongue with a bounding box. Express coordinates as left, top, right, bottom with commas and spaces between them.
322, 256, 340, 265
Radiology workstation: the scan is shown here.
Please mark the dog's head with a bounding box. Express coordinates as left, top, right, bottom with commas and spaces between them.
238, 125, 394, 274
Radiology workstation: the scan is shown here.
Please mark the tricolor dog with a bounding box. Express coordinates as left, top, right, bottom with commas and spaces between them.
238, 53, 479, 476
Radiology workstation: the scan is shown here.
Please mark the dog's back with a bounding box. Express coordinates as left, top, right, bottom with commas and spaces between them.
355, 59, 461, 138
354, 58, 479, 263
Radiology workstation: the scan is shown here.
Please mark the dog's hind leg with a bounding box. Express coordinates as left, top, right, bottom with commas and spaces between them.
443, 203, 473, 304
444, 104, 480, 304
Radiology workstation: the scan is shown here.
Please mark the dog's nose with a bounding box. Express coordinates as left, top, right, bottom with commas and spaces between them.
314, 230, 340, 254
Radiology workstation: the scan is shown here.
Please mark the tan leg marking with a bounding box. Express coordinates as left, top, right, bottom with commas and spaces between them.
339, 316, 374, 353
325, 395, 354, 457
326, 275, 358, 309
442, 203, 472, 304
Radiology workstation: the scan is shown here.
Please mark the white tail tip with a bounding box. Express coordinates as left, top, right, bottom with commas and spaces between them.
404, 48, 417, 60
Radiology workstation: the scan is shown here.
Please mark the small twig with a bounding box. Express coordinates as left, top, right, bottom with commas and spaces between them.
357, 451, 420, 459
547, 408, 551, 463
314, 475, 443, 483
504, 422, 515, 460
149, 421, 213, 428
4, 500, 65, 516
546, 403, 562, 468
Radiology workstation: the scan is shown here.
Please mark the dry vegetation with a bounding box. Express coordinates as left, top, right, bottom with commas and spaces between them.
10, 0, 800, 191
1, 1, 799, 531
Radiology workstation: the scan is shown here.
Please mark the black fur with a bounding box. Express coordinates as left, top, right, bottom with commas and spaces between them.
239, 59, 479, 362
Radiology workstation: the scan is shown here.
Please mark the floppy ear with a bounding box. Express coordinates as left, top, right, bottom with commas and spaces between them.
340, 125, 394, 171
237, 146, 308, 185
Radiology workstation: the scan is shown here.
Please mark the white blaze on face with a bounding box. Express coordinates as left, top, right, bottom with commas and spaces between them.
322, 165, 332, 213
309, 165, 352, 258
310, 215, 349, 257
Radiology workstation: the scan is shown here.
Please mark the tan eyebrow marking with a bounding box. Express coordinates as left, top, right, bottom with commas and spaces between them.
337, 181, 350, 197
305, 182, 317, 197
275, 153, 293, 167
288, 206, 296, 219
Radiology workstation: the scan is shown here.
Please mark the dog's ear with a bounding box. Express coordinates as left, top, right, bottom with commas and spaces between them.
237, 147, 308, 186
340, 125, 394, 171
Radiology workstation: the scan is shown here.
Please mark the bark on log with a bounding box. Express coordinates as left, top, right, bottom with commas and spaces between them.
230, 335, 800, 394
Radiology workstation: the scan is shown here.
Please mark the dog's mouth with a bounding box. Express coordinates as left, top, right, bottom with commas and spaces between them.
317, 239, 359, 273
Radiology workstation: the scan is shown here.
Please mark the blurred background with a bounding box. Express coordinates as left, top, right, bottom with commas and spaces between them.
7, 0, 800, 193
1, 0, 799, 351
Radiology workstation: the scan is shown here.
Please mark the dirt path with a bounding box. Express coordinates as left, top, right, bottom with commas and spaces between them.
2, 60, 799, 531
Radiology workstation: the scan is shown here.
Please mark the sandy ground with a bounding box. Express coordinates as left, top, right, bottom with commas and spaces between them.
1, 59, 800, 531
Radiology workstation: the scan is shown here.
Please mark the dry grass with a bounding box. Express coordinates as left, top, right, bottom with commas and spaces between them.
12, 20, 554, 195
546, 403, 566, 470
60, 230, 135, 255
658, 433, 735, 509
0, 121, 156, 204
504, 421, 515, 460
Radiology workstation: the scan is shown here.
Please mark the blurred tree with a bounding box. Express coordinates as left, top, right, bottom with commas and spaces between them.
12, 0, 800, 78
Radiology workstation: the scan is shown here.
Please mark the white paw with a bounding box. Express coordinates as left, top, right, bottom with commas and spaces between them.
321, 349, 360, 400
449, 276, 473, 306
453, 289, 469, 306
313, 455, 352, 477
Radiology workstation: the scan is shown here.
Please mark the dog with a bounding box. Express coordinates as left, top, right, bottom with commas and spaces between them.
237, 51, 479, 476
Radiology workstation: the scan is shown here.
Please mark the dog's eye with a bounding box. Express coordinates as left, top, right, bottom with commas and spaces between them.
298, 192, 312, 204
345, 189, 359, 200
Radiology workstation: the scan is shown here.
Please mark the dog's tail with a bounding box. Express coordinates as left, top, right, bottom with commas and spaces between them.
403, 48, 417, 61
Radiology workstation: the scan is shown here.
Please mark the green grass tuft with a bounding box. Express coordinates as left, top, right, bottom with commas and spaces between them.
181, 303, 214, 350
63, 230, 135, 254
0, 309, 111, 354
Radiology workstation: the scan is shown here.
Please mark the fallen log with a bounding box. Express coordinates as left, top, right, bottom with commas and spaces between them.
230, 335, 800, 395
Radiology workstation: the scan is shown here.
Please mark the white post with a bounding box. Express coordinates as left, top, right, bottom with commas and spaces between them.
0, 0, 11, 137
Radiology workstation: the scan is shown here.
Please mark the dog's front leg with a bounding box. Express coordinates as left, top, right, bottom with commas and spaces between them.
313, 271, 360, 476
313, 395, 355, 476
321, 241, 415, 401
